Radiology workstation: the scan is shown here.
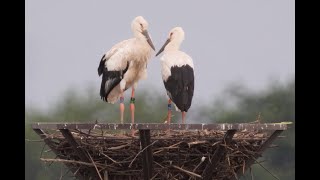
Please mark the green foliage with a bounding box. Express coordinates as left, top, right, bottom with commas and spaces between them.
202, 78, 295, 180
25, 87, 167, 180
25, 79, 295, 180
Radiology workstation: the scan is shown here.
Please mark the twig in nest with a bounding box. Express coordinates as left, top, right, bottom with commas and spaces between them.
48, 156, 57, 167
85, 149, 103, 180
40, 143, 46, 158
249, 112, 262, 124
150, 171, 160, 180
40, 158, 104, 168
154, 141, 183, 154
188, 157, 206, 180
128, 140, 158, 168
59, 164, 63, 180
250, 167, 254, 180
211, 141, 221, 147
101, 152, 119, 164
188, 140, 207, 147
74, 166, 81, 177
58, 164, 71, 180
242, 160, 246, 175
172, 165, 202, 179
251, 156, 280, 180
108, 143, 130, 150
25, 139, 43, 142
232, 168, 238, 180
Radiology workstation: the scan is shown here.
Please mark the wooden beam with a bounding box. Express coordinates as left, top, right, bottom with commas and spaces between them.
59, 129, 99, 179
32, 123, 288, 131
139, 129, 153, 180
33, 129, 85, 180
202, 130, 237, 180
232, 130, 284, 179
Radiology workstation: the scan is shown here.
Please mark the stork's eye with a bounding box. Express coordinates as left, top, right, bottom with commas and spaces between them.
140, 23, 143, 28
170, 32, 173, 37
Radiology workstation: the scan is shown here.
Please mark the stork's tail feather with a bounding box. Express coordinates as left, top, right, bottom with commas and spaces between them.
174, 103, 181, 112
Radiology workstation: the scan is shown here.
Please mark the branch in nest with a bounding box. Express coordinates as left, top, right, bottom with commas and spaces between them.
172, 165, 202, 179
40, 158, 104, 168
128, 140, 158, 168
188, 140, 207, 147
85, 149, 103, 180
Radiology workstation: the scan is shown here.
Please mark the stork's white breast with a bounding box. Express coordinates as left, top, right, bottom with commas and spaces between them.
160, 51, 194, 81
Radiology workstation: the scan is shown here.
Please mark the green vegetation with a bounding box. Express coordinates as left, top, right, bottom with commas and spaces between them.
25, 78, 295, 180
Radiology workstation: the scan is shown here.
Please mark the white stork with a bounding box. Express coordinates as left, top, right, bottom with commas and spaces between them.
156, 27, 194, 124
98, 16, 155, 125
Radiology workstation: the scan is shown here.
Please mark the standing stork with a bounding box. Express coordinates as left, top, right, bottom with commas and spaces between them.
156, 27, 194, 124
98, 16, 155, 125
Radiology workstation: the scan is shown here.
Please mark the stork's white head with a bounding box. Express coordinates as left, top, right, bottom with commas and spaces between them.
131, 16, 155, 50
156, 27, 185, 56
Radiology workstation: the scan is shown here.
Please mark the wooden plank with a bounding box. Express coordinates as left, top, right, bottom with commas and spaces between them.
32, 123, 287, 131
202, 130, 237, 180
139, 130, 153, 180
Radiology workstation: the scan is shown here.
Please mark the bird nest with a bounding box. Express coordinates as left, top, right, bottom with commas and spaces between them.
35, 125, 283, 180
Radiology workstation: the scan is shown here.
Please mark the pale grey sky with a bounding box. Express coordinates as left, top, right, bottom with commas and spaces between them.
26, 0, 294, 112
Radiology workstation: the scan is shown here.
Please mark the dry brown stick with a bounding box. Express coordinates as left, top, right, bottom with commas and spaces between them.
108, 143, 131, 150
25, 139, 44, 142
40, 158, 104, 167
101, 152, 119, 164
154, 141, 183, 154
188, 140, 207, 147
154, 161, 165, 168
59, 164, 63, 180
250, 167, 254, 180
44, 149, 53, 153
61, 165, 72, 180
211, 141, 221, 147
227, 155, 231, 166
128, 140, 158, 168
242, 160, 246, 174
40, 143, 46, 158
86, 149, 103, 180
74, 167, 81, 177
150, 172, 160, 180
172, 165, 202, 179
188, 157, 206, 180
251, 156, 280, 180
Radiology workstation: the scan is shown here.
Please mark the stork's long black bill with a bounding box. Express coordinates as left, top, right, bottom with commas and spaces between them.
142, 30, 155, 51
156, 38, 171, 57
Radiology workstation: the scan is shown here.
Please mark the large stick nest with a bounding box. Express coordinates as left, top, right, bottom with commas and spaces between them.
40, 128, 275, 180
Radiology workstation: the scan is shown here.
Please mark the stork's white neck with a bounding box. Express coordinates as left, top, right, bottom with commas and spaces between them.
165, 39, 182, 51
133, 31, 145, 40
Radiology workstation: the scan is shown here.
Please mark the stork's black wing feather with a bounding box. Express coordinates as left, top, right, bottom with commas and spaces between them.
163, 65, 194, 112
99, 61, 130, 102
98, 54, 106, 76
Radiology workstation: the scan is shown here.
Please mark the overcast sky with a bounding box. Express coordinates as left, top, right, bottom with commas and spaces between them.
26, 0, 294, 112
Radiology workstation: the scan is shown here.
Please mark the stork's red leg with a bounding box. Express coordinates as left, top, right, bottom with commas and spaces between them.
182, 111, 186, 124
130, 87, 135, 124
119, 92, 125, 124
167, 99, 172, 124
130, 87, 135, 136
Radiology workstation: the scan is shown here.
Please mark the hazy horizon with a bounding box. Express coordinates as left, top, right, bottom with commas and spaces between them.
26, 0, 295, 113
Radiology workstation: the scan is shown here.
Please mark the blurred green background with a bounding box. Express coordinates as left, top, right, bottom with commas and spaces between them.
25, 78, 294, 180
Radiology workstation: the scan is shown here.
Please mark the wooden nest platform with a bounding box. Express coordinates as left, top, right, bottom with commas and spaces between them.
32, 123, 287, 180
